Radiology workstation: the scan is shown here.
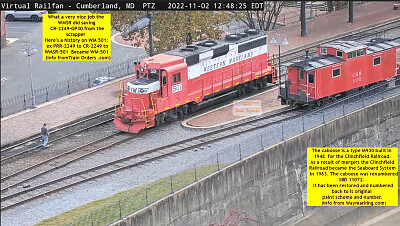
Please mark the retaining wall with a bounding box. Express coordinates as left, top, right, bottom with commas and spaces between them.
112, 94, 400, 226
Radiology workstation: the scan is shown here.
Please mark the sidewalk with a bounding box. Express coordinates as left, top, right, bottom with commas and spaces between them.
267, 1, 400, 55
2, 2, 399, 146
0, 77, 130, 147
185, 1, 400, 128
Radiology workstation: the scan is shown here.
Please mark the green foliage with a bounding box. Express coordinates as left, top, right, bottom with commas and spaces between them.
93, 11, 229, 55
35, 164, 222, 226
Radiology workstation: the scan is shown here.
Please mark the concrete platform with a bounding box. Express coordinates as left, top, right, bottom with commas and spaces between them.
183, 87, 283, 128
1, 1, 399, 146
0, 76, 132, 147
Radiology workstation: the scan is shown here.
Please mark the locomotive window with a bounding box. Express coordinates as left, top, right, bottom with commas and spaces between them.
172, 73, 181, 84
336, 51, 343, 58
162, 76, 167, 85
373, 57, 381, 66
332, 68, 341, 78
308, 73, 314, 84
136, 70, 140, 79
321, 48, 327, 54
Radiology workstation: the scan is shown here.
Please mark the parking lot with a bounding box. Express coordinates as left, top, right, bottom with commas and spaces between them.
5, 20, 42, 40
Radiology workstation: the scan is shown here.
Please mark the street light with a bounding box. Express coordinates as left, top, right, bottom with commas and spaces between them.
270, 33, 289, 87
20, 42, 38, 108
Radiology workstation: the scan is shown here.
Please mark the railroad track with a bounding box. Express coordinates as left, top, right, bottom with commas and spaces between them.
1, 17, 399, 211
0, 108, 115, 162
279, 18, 400, 64
0, 106, 306, 210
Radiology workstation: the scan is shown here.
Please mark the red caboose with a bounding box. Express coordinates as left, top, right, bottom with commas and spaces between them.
114, 29, 277, 133
280, 38, 400, 106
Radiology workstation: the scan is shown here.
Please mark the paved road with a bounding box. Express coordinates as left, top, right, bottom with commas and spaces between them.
0, 11, 146, 100
358, 207, 400, 226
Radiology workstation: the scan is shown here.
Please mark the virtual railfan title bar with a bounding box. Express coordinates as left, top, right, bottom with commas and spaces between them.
1, 1, 265, 11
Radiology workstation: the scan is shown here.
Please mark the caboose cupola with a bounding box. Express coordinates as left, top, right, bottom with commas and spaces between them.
318, 40, 367, 60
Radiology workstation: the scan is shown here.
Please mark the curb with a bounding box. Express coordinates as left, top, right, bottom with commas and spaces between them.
182, 87, 279, 129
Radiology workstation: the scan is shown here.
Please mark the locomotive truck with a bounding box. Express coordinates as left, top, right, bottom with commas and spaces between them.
114, 29, 277, 133
279, 38, 400, 107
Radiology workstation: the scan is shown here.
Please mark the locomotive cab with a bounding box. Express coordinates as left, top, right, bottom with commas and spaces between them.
114, 29, 277, 134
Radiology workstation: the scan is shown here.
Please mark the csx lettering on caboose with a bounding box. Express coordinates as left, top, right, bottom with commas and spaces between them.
280, 38, 400, 106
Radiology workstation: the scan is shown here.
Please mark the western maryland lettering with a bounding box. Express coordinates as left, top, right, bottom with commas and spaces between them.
202, 49, 256, 73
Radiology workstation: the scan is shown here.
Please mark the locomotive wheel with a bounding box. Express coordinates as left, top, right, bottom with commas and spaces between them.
155, 115, 161, 127
245, 84, 254, 93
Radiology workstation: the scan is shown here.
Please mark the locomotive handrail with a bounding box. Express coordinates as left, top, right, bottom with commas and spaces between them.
119, 81, 124, 112
130, 97, 150, 126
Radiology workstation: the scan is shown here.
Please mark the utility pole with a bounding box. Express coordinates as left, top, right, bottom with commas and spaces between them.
349, 1, 354, 23
122, 12, 154, 56
301, 1, 307, 37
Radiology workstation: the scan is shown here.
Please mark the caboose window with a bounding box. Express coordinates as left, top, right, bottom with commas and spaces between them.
321, 48, 327, 54
373, 57, 381, 66
308, 73, 315, 84
336, 51, 343, 58
332, 68, 341, 78
299, 71, 304, 80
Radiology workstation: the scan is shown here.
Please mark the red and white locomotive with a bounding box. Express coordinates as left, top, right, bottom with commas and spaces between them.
114, 29, 277, 133
279, 38, 400, 106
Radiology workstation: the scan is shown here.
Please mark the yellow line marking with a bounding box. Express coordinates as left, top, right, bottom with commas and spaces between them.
235, 82, 240, 85
225, 86, 230, 89
245, 79, 250, 82
215, 89, 220, 92
175, 103, 180, 107
255, 76, 259, 78
205, 93, 210, 96
165, 107, 170, 110
185, 100, 190, 103
195, 96, 200, 99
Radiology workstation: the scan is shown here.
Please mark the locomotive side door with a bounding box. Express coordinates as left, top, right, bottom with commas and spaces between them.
161, 70, 168, 97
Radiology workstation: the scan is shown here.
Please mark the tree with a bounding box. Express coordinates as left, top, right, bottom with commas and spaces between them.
94, 11, 229, 55
230, 1, 284, 31
327, 1, 334, 12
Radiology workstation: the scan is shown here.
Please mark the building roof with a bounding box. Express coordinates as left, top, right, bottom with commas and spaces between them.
319, 40, 367, 53
283, 54, 344, 71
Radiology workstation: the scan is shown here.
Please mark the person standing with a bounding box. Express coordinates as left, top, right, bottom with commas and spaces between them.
41, 123, 49, 148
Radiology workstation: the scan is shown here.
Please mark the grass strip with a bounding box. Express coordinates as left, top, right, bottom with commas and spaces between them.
36, 163, 221, 226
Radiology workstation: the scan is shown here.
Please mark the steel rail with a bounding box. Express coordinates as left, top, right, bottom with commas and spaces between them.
0, 107, 303, 210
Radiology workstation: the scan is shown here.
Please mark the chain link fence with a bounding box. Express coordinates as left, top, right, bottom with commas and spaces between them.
1, 55, 147, 118
66, 78, 400, 226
